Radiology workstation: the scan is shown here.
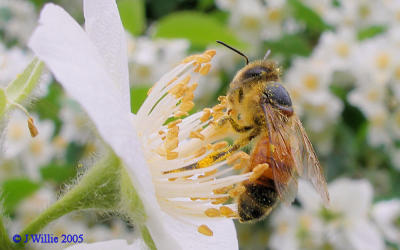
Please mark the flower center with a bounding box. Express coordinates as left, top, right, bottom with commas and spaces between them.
302, 74, 319, 91
136, 50, 253, 236
375, 52, 390, 69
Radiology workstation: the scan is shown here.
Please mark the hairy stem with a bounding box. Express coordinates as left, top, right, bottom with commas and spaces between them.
17, 153, 121, 247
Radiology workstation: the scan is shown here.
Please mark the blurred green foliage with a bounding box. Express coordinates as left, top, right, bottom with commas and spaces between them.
1, 178, 40, 215
153, 11, 244, 50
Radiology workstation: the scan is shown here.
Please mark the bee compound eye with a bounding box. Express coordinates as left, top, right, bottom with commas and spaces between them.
264, 82, 292, 108
243, 66, 270, 79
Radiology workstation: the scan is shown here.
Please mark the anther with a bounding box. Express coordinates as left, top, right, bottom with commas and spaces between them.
9, 101, 39, 138
167, 119, 182, 128
213, 141, 228, 151
166, 151, 179, 160
250, 163, 269, 182
205, 208, 221, 217
211, 197, 229, 205
27, 117, 39, 137
193, 146, 207, 158
198, 225, 213, 236
228, 185, 246, 198
199, 63, 211, 75
200, 108, 212, 122
189, 131, 205, 140
220, 206, 235, 217
213, 185, 233, 194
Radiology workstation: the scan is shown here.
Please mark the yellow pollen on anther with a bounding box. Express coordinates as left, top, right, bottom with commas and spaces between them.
195, 55, 212, 64
189, 131, 205, 140
250, 163, 269, 182
213, 141, 228, 151
166, 151, 179, 160
193, 146, 207, 158
220, 206, 235, 217
212, 103, 226, 112
167, 119, 182, 128
169, 82, 186, 98
205, 208, 221, 217
179, 101, 195, 113
168, 177, 177, 181
165, 126, 179, 151
205, 49, 216, 57
227, 151, 250, 165
27, 117, 39, 137
213, 185, 233, 194
228, 185, 246, 198
174, 111, 188, 117
198, 225, 213, 236
199, 63, 211, 75
193, 63, 201, 73
200, 108, 212, 122
211, 197, 229, 205
158, 130, 165, 135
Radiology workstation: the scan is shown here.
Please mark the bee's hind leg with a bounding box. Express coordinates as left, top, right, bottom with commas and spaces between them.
162, 127, 261, 174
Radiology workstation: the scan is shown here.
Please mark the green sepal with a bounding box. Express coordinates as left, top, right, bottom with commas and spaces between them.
6, 58, 44, 104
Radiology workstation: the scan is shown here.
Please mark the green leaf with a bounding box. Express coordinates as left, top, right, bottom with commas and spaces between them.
288, 0, 330, 32
264, 34, 312, 58
6, 58, 44, 104
153, 11, 245, 49
40, 163, 77, 184
118, 0, 146, 36
357, 26, 386, 41
131, 86, 150, 114
0, 178, 40, 214
0, 88, 6, 117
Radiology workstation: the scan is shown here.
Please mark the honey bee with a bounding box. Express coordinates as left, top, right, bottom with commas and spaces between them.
164, 41, 329, 223
216, 41, 330, 222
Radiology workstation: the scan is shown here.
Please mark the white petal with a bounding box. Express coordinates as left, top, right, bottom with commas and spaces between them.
65, 239, 148, 250
29, 5, 238, 249
346, 220, 385, 250
147, 212, 238, 250
83, 0, 130, 109
329, 178, 373, 218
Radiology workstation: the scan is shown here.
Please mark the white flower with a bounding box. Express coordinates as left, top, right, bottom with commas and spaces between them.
0, 43, 32, 86
327, 0, 389, 29
313, 29, 357, 72
29, 1, 245, 249
58, 99, 93, 144
372, 199, 400, 245
0, 0, 37, 44
298, 178, 385, 250
269, 206, 325, 250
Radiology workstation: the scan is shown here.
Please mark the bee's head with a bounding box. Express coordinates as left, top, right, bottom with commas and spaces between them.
239, 61, 279, 82
264, 82, 293, 116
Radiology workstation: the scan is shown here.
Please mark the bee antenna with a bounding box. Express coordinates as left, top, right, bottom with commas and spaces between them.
263, 49, 271, 60
216, 40, 249, 65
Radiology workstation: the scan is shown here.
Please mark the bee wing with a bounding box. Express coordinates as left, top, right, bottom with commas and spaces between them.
290, 115, 330, 205
262, 104, 298, 205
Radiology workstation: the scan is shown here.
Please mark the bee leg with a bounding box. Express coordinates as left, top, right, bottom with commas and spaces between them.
163, 127, 261, 174
218, 116, 253, 133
